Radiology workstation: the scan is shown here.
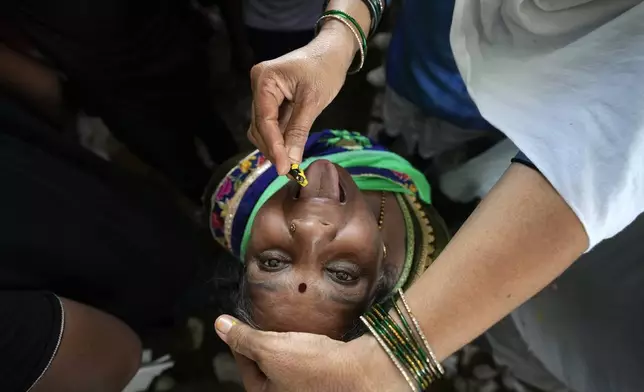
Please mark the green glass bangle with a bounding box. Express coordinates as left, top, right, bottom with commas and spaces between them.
392, 301, 437, 380
371, 307, 431, 389
362, 288, 446, 390
397, 289, 445, 378
323, 0, 385, 37
364, 313, 420, 384
373, 300, 439, 385
380, 310, 436, 387
368, 306, 434, 390
375, 304, 434, 382
365, 313, 425, 390
373, 306, 424, 366
372, 0, 385, 33
360, 315, 419, 392
392, 297, 441, 381
361, 0, 379, 36
321, 10, 367, 53
364, 313, 422, 389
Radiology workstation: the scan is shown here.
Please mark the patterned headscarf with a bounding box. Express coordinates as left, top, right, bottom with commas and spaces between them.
210, 130, 431, 260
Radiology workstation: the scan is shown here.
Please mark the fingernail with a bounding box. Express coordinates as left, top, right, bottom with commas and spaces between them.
215, 316, 235, 335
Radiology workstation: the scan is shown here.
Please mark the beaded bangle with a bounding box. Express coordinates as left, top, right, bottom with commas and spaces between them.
397, 289, 445, 377
382, 304, 436, 386
364, 313, 423, 390
361, 290, 444, 391
393, 301, 439, 381
363, 311, 429, 390
369, 307, 433, 389
315, 14, 366, 74
385, 304, 437, 384
360, 315, 419, 392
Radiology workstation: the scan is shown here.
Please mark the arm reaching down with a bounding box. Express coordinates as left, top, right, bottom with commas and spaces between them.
399, 163, 587, 360
247, 0, 372, 174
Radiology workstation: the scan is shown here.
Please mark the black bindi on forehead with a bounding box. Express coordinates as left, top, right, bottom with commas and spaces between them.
298, 283, 307, 293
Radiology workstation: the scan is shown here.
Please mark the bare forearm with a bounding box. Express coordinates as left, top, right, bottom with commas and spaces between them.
407, 164, 588, 360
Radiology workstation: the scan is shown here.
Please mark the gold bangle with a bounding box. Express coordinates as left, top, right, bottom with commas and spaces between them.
397, 289, 445, 378
315, 14, 366, 74
360, 315, 419, 392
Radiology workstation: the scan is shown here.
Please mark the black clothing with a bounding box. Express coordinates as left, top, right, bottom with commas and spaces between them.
0, 93, 217, 391
2, 0, 238, 199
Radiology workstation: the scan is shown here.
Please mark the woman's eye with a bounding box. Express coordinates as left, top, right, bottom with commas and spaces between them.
260, 259, 285, 270
329, 270, 358, 283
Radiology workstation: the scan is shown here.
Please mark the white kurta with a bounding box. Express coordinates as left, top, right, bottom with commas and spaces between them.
450, 0, 644, 248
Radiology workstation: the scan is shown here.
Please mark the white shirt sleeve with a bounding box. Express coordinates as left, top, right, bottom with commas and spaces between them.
450, 0, 644, 249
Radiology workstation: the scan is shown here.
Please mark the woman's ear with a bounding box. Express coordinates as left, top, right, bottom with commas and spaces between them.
232, 272, 260, 330
373, 264, 397, 305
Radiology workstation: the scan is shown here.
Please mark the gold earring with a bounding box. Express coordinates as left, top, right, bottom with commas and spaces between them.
289, 223, 296, 233
383, 243, 388, 259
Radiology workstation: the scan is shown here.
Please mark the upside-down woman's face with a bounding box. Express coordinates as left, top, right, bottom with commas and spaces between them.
245, 160, 385, 339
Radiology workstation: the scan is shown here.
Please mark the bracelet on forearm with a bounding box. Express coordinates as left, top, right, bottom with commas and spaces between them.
398, 288, 445, 378
323, 0, 386, 37
370, 306, 435, 389
360, 313, 419, 391
322, 10, 367, 49
360, 0, 379, 37
315, 11, 367, 74
360, 289, 444, 391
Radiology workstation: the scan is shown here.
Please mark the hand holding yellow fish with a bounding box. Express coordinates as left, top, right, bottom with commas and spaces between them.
288, 163, 308, 187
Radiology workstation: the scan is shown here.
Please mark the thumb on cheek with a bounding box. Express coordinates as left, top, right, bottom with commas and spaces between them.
215, 315, 275, 364
214, 315, 237, 342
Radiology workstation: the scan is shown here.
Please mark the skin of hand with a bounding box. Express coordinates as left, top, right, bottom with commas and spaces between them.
247, 0, 371, 175
216, 164, 589, 390
214, 316, 407, 392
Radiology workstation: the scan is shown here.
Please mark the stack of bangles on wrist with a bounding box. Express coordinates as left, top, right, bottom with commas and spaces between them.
360, 289, 444, 392
318, 0, 386, 74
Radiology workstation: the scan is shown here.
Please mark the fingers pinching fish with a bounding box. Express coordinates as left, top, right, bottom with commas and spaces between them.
288, 163, 308, 187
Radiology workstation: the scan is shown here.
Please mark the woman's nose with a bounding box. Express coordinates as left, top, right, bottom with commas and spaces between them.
289, 217, 337, 242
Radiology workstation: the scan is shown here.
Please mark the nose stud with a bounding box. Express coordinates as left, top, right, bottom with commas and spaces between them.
289, 223, 296, 233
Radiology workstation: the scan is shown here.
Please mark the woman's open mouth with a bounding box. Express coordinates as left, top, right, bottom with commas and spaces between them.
300, 160, 344, 203
293, 175, 345, 203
